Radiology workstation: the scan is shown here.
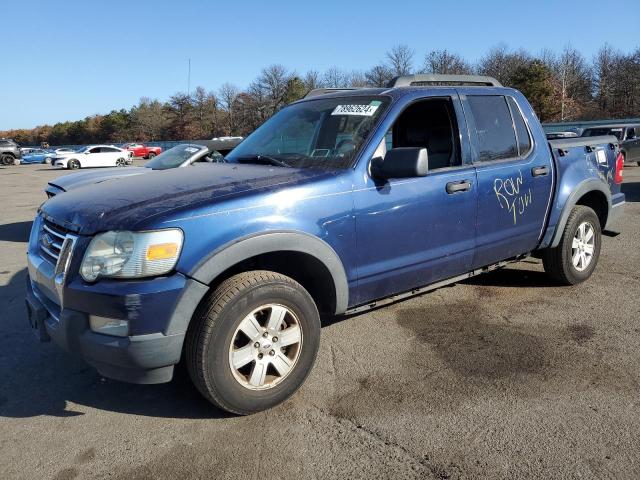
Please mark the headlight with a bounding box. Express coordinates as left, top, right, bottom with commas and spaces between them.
80, 229, 183, 282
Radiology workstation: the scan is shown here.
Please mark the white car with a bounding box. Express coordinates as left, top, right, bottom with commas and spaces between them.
52, 145, 132, 169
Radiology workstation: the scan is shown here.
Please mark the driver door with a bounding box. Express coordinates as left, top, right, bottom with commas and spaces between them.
352, 95, 478, 305
83, 147, 103, 167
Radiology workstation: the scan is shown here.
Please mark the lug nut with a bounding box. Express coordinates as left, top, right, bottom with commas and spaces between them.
269, 350, 275, 356
258, 353, 263, 359
263, 332, 269, 338
272, 337, 278, 342
254, 342, 260, 348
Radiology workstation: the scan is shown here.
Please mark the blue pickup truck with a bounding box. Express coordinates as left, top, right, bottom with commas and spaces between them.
25, 75, 625, 414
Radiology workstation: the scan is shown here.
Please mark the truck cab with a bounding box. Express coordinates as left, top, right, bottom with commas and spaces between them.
25, 75, 624, 414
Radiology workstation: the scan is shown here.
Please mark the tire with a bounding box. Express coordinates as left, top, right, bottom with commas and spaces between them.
1, 154, 14, 166
542, 205, 601, 285
116, 158, 126, 167
68, 159, 80, 169
186, 270, 320, 415
147, 152, 156, 159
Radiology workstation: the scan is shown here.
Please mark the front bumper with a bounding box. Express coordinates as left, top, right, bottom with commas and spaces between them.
26, 277, 186, 383
25, 217, 209, 383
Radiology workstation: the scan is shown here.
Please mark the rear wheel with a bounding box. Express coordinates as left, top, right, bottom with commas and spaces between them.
186, 271, 320, 415
542, 205, 601, 285
147, 152, 156, 159
68, 159, 80, 169
1, 154, 14, 165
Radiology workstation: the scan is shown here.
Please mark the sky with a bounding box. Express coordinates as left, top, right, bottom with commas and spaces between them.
1, 0, 639, 130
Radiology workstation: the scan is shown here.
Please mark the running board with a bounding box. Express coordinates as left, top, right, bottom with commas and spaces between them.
344, 256, 527, 315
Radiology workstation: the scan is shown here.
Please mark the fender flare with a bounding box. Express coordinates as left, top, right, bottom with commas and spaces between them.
550, 179, 611, 248
188, 231, 350, 315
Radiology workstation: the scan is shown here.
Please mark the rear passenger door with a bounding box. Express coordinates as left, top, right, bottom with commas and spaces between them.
461, 93, 553, 268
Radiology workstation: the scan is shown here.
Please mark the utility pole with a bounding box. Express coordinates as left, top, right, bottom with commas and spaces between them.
561, 66, 566, 122
187, 58, 191, 97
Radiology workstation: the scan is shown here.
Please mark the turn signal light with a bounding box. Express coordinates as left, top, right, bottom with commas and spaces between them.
146, 243, 179, 261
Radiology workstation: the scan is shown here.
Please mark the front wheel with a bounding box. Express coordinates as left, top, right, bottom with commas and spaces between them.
116, 158, 126, 167
186, 271, 320, 415
147, 152, 156, 159
542, 205, 601, 285
1, 154, 14, 166
67, 159, 81, 169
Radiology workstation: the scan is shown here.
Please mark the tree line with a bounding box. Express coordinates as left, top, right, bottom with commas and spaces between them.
3, 43, 639, 146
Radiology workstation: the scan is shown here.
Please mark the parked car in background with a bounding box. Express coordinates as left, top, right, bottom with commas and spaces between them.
50, 145, 132, 169
582, 124, 640, 165
20, 149, 56, 164
44, 138, 242, 197
26, 75, 624, 414
55, 148, 77, 155
122, 143, 162, 159
0, 138, 22, 165
546, 131, 579, 140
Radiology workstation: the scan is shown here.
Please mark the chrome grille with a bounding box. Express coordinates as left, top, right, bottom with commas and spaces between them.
40, 219, 70, 263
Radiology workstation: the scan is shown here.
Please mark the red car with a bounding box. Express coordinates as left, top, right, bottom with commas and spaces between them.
122, 143, 162, 159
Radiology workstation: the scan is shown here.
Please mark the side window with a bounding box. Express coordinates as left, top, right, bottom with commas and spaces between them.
467, 95, 518, 162
626, 127, 637, 140
507, 97, 532, 156
387, 97, 461, 170
89, 147, 101, 154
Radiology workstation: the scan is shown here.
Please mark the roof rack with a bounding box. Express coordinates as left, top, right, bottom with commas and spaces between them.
387, 74, 502, 88
304, 87, 362, 98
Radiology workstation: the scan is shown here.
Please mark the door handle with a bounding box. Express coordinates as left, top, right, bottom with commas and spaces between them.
446, 180, 472, 194
531, 166, 549, 177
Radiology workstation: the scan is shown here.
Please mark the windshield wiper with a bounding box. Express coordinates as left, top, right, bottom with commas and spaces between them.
235, 155, 291, 168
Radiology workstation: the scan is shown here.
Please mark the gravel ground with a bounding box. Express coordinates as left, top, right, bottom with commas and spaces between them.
1, 161, 639, 479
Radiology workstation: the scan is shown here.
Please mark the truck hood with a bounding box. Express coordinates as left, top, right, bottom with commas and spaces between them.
48, 167, 149, 192
40, 163, 332, 235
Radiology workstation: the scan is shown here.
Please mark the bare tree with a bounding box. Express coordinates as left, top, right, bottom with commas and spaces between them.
422, 49, 472, 75
303, 70, 324, 90
365, 65, 393, 87
385, 44, 414, 76
322, 67, 349, 88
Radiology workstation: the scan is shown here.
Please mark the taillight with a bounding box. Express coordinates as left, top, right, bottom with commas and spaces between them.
614, 152, 624, 184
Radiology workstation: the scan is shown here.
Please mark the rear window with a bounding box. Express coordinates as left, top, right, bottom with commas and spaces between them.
583, 128, 624, 140
467, 96, 518, 162
507, 97, 532, 156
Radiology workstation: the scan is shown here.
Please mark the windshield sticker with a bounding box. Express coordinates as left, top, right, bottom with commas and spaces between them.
184, 147, 199, 153
332, 104, 379, 116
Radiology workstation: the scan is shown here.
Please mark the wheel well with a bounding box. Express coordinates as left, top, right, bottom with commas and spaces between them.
209, 251, 337, 316
575, 190, 608, 229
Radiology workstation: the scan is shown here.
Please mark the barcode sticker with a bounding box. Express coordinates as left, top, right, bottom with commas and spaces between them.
331, 104, 379, 116
596, 150, 607, 164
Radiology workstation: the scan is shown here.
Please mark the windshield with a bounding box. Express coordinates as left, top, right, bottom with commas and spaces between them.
582, 127, 624, 140
225, 96, 390, 170
145, 144, 206, 170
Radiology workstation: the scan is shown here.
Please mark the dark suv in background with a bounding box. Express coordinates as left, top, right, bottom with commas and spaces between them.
0, 138, 22, 165
582, 124, 640, 165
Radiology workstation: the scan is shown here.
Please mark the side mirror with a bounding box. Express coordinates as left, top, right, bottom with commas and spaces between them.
371, 147, 429, 180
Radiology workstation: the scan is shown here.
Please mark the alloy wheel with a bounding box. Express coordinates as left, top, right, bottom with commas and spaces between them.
228, 304, 302, 391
